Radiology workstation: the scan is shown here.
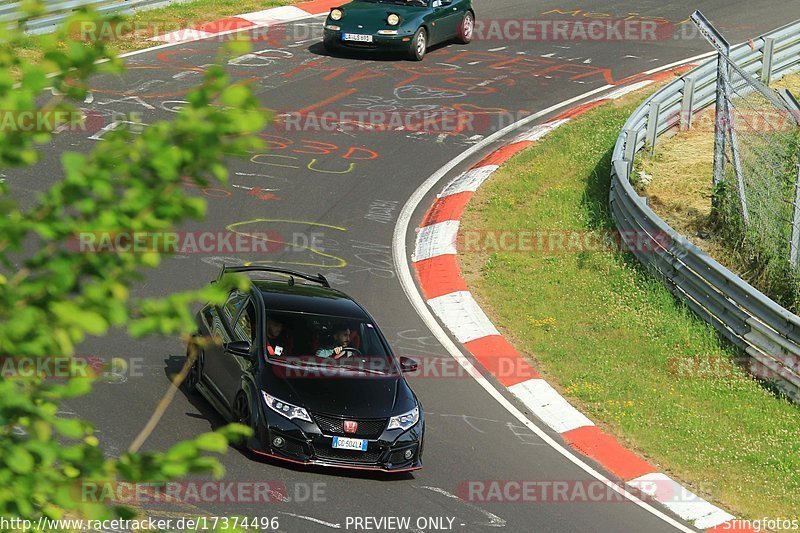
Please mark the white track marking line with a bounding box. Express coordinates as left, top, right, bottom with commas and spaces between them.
393, 56, 720, 533
276, 512, 341, 529
419, 486, 506, 528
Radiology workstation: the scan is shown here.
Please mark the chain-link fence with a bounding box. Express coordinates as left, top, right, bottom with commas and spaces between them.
712, 45, 800, 307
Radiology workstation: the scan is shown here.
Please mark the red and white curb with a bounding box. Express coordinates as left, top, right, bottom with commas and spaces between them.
411, 70, 753, 532
150, 0, 340, 43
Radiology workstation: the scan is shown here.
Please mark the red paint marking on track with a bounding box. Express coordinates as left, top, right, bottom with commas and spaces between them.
156, 49, 258, 76
562, 426, 655, 481
472, 141, 533, 168
550, 99, 609, 121
413, 256, 468, 300
295, 0, 343, 12
421, 192, 473, 227
463, 336, 539, 387
297, 88, 359, 114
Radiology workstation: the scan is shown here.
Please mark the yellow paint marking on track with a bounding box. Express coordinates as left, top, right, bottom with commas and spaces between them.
227, 219, 348, 268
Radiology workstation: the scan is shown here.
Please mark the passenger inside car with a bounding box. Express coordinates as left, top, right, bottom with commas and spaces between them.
266, 316, 293, 357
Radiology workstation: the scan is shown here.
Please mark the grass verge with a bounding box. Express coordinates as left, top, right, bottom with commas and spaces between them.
460, 87, 800, 519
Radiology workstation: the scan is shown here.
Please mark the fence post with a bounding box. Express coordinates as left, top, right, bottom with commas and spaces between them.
646, 101, 661, 155
681, 77, 696, 131
778, 88, 800, 125
761, 37, 775, 85
623, 128, 638, 176
727, 107, 750, 229
791, 148, 800, 268
712, 54, 727, 194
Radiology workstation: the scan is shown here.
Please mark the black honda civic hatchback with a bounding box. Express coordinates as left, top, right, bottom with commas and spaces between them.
185, 266, 424, 472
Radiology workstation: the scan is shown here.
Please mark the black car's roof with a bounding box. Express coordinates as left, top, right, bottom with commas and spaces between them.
252, 279, 371, 319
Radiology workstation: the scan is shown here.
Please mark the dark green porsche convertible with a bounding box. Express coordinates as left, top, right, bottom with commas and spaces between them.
323, 0, 474, 61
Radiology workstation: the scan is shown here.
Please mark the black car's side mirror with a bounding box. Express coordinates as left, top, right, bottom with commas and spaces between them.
399, 357, 418, 373
225, 340, 252, 358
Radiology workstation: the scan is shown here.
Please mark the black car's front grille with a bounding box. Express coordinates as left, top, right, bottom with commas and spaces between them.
311, 413, 387, 439
314, 447, 382, 464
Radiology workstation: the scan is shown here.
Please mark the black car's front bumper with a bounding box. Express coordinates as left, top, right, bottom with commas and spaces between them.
249, 407, 424, 472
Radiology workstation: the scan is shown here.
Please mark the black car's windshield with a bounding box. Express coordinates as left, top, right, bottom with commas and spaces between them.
264, 311, 397, 375
354, 0, 427, 7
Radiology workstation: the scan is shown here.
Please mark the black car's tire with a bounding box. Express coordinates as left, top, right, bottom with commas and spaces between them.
408, 27, 427, 61
233, 392, 252, 427
230, 391, 254, 450
456, 11, 474, 44
184, 342, 203, 394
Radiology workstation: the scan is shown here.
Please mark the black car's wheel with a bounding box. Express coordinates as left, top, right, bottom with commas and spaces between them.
408, 27, 427, 61
231, 391, 254, 450
233, 392, 252, 427
456, 11, 474, 44
184, 343, 203, 393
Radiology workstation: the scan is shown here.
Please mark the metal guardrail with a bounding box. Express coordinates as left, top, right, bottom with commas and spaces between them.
610, 20, 800, 402
2, 0, 180, 34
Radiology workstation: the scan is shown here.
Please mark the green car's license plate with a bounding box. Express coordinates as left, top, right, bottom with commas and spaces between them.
343, 33, 373, 43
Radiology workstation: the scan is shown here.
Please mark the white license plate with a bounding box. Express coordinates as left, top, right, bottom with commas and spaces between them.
343, 33, 373, 42
332, 436, 368, 451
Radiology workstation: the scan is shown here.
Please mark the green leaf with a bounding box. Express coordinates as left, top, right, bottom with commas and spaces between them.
53, 418, 86, 439
6, 447, 34, 474
194, 432, 228, 453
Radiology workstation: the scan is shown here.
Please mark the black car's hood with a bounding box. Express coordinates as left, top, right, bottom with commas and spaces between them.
262, 360, 415, 419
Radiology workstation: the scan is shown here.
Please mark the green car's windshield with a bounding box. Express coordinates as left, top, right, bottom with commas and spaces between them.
354, 0, 428, 6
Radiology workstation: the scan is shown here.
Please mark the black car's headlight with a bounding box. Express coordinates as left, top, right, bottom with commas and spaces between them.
387, 406, 419, 430
330, 8, 343, 21
262, 392, 312, 423
387, 13, 400, 26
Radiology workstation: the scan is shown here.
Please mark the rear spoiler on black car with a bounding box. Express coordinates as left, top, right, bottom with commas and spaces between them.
216, 265, 331, 288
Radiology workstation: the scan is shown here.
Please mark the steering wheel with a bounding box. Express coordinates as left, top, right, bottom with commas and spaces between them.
337, 346, 362, 358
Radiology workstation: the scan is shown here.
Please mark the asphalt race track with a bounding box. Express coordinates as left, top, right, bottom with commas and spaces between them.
8, 1, 794, 532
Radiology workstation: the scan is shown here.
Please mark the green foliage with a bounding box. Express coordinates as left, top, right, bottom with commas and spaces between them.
714, 115, 800, 311
0, 3, 267, 526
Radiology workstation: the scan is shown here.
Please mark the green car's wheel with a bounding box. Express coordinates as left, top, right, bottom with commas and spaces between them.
457, 11, 474, 44
408, 27, 427, 61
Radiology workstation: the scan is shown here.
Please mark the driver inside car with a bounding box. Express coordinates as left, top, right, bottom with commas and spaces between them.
315, 326, 353, 359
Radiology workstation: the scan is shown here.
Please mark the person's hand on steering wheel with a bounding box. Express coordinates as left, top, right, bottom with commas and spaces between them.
333, 346, 362, 359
